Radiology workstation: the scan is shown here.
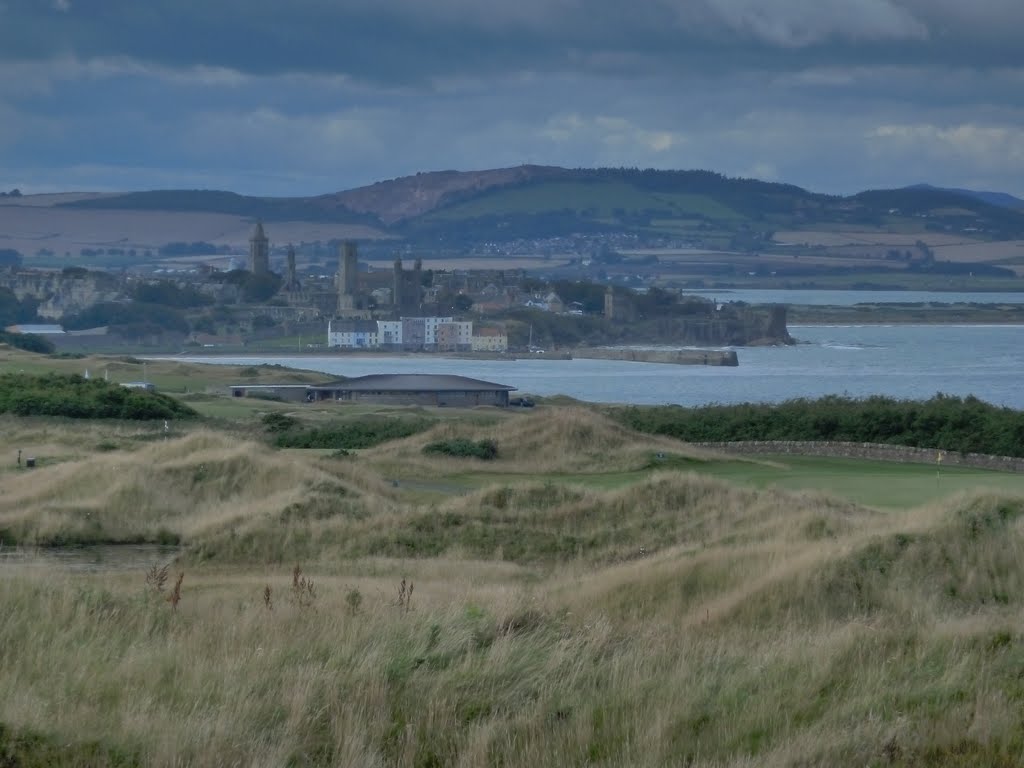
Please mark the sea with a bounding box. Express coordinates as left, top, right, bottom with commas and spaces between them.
168, 291, 1024, 410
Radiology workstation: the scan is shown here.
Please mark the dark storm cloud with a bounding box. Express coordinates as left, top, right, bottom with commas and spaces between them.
1, 0, 1021, 82
1, 1, 1023, 196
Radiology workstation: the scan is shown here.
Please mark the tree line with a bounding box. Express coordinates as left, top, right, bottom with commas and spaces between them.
614, 394, 1024, 458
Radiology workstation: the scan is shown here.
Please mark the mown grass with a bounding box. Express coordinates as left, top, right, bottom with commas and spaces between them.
693, 455, 1024, 510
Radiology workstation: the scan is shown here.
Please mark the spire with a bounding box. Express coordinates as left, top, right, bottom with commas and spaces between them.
251, 220, 266, 241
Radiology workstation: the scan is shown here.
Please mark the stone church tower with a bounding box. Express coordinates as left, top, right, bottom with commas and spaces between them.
283, 244, 301, 291
249, 221, 270, 275
336, 241, 358, 313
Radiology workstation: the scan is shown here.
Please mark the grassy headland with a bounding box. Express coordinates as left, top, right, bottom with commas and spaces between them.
2, 347, 1024, 766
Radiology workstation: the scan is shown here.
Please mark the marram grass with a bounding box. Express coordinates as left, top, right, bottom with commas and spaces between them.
2, 408, 1024, 765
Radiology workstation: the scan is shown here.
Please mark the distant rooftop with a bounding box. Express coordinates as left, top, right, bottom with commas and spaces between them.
4, 324, 64, 335
311, 374, 515, 392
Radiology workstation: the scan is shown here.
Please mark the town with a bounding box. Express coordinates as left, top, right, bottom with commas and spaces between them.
1, 221, 792, 354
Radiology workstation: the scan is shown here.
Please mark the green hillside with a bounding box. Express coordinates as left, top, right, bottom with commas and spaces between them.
53, 166, 1024, 247
421, 180, 744, 222
399, 168, 1024, 245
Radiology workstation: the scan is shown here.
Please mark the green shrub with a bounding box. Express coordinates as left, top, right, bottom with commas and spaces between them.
0, 373, 197, 420
261, 412, 297, 433
423, 438, 498, 460
273, 417, 434, 450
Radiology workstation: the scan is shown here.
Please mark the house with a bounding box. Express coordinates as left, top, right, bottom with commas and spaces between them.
545, 292, 565, 314
436, 320, 473, 352
327, 319, 379, 349
471, 327, 508, 353
401, 317, 426, 350
308, 373, 515, 407
523, 291, 566, 313
377, 320, 403, 349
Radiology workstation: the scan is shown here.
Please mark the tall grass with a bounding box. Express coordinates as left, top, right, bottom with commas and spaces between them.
368, 407, 710, 474
3, 491, 1024, 766
0, 430, 370, 548
3, 408, 1024, 765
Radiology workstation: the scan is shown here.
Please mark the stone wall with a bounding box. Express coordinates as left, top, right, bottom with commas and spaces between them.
574, 348, 739, 366
693, 441, 1024, 473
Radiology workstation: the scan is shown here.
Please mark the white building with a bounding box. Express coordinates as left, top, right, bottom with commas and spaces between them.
327, 319, 379, 349
329, 316, 473, 351
422, 316, 452, 347
377, 320, 403, 348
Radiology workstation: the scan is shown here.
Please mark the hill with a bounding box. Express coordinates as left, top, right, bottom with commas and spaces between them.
51, 168, 1024, 247
2, 168, 1024, 284
330, 164, 572, 224
908, 183, 1024, 211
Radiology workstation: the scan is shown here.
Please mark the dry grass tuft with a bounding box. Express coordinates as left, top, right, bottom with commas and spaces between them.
145, 563, 169, 594
0, 430, 363, 547
291, 564, 316, 609
366, 407, 712, 473
167, 572, 183, 611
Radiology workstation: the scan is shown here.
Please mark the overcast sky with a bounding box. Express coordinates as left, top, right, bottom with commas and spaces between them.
1, 0, 1022, 197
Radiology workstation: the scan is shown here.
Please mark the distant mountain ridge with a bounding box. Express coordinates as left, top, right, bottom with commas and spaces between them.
907, 183, 1024, 210
51, 166, 1024, 244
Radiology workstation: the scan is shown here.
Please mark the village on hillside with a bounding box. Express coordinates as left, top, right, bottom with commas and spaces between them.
1, 221, 791, 354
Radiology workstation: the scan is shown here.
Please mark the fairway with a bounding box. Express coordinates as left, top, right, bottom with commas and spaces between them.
694, 454, 1024, 509
398, 453, 1024, 510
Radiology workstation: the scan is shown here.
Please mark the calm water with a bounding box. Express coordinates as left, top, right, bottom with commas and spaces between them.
687, 288, 1024, 306
170, 324, 1024, 409
0, 544, 180, 572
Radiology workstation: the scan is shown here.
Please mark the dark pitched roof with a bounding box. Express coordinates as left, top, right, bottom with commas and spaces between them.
311, 373, 515, 392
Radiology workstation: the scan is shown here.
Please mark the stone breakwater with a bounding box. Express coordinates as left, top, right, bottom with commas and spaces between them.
573, 348, 739, 366
694, 441, 1024, 473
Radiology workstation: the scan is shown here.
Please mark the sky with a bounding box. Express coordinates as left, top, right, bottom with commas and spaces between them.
1, 0, 1023, 198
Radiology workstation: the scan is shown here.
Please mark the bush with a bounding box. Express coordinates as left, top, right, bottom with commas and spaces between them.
0, 373, 197, 420
261, 412, 297, 433
273, 417, 434, 450
423, 438, 498, 460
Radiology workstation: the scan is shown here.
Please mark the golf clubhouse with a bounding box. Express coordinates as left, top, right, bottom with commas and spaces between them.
229, 373, 517, 408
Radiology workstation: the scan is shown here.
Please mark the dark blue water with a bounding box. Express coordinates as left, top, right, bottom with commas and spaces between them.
690, 288, 1024, 306
169, 324, 1024, 409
